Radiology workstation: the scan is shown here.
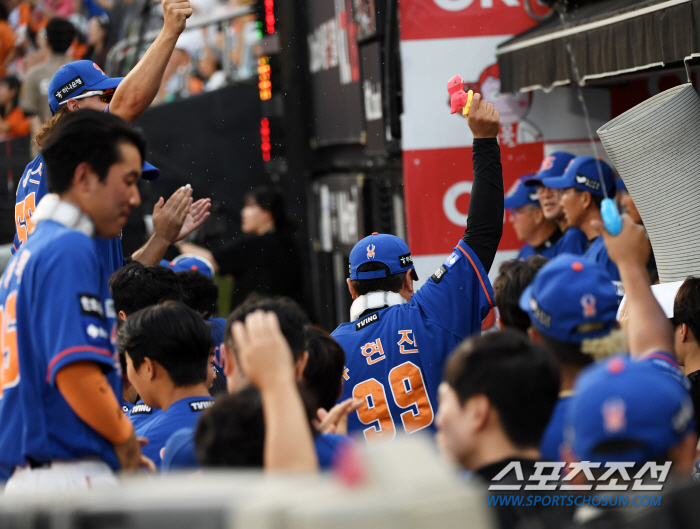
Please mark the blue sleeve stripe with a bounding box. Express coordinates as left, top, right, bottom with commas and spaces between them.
457, 244, 493, 308
46, 345, 114, 383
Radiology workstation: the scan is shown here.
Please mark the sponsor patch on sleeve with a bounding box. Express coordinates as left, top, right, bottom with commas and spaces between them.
431, 265, 448, 284
355, 312, 380, 331
189, 400, 214, 412
79, 293, 105, 319
443, 250, 462, 270
83, 318, 110, 346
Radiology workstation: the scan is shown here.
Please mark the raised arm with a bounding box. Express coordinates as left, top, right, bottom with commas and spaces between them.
462, 93, 503, 273
109, 0, 193, 124
594, 215, 672, 356
232, 311, 318, 473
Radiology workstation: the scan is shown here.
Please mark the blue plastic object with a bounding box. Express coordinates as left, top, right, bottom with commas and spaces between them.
601, 198, 622, 236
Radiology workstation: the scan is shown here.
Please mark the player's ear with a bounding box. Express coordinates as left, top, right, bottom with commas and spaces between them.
346, 278, 358, 300
118, 310, 128, 322
527, 326, 541, 344
294, 350, 309, 381
73, 161, 97, 193
221, 342, 236, 378
143, 357, 156, 380
66, 99, 80, 111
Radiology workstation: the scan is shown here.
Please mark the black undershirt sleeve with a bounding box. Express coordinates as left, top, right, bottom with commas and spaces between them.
462, 137, 503, 273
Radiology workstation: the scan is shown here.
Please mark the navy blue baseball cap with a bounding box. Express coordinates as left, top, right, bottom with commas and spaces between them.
519, 254, 619, 343
566, 356, 695, 465
615, 177, 627, 192
349, 233, 418, 281
504, 174, 539, 210
524, 151, 576, 187
541, 156, 616, 197
48, 60, 123, 114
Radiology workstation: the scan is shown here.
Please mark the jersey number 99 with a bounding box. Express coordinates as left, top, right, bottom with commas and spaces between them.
0, 292, 19, 397
352, 361, 434, 444
15, 193, 36, 247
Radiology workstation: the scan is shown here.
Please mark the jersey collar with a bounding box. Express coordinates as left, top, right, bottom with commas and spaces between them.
31, 193, 95, 238
350, 290, 406, 321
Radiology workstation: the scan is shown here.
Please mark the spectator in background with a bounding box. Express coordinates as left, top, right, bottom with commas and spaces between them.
20, 17, 75, 141
198, 45, 225, 91
0, 3, 16, 78
84, 13, 110, 69
0, 76, 29, 139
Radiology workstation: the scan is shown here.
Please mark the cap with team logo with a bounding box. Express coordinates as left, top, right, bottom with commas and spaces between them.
566, 356, 695, 465
540, 156, 616, 197
48, 60, 123, 114
504, 174, 540, 210
349, 233, 418, 281
160, 254, 215, 278
524, 151, 576, 187
519, 254, 618, 343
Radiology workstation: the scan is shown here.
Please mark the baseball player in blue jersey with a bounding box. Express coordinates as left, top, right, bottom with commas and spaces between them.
539, 156, 622, 288
118, 302, 214, 470
331, 94, 502, 442
13, 0, 211, 276
0, 110, 154, 491
504, 174, 563, 260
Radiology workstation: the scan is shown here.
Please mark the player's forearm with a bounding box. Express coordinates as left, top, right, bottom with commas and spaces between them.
618, 263, 673, 357
131, 233, 171, 265
56, 361, 134, 445
109, 30, 180, 124
462, 138, 503, 272
260, 380, 318, 473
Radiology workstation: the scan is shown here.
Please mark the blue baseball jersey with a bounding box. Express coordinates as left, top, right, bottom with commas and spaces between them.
136, 396, 213, 469
14, 154, 125, 276
584, 236, 621, 282
128, 400, 163, 431
557, 227, 588, 255
332, 240, 494, 443
540, 395, 572, 461
162, 427, 199, 472
0, 220, 120, 473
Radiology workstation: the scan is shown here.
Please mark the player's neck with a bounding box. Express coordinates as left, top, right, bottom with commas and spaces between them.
160, 383, 210, 411
526, 221, 558, 248
580, 209, 602, 241
466, 431, 540, 472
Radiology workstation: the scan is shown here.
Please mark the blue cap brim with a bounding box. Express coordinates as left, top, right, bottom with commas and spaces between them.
504, 196, 528, 209
142, 161, 160, 181
540, 176, 572, 190
89, 76, 123, 92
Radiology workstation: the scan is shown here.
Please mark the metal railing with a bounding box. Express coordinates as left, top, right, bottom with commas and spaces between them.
105, 4, 255, 80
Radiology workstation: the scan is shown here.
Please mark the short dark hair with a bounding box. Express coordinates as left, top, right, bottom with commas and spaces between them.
41, 109, 147, 194
302, 325, 346, 411
46, 17, 76, 53
224, 296, 308, 361
195, 386, 264, 468
673, 277, 700, 341
537, 332, 594, 368
118, 301, 213, 387
109, 262, 182, 316
177, 270, 219, 319
493, 255, 548, 332
445, 330, 559, 448
351, 261, 407, 297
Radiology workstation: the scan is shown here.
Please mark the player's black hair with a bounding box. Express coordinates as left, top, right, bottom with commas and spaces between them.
351, 262, 407, 296
536, 332, 594, 368
493, 255, 548, 333
46, 17, 76, 53
177, 270, 219, 319
118, 301, 213, 386
195, 386, 265, 468
224, 295, 309, 362
41, 109, 146, 194
445, 330, 559, 449
302, 325, 346, 411
109, 261, 182, 316
673, 277, 700, 342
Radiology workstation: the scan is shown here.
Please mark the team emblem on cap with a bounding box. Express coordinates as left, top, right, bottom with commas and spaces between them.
540, 155, 555, 171
528, 192, 538, 201
581, 294, 597, 318
602, 398, 626, 433
367, 244, 375, 259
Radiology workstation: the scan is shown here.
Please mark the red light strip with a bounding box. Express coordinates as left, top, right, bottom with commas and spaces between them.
260, 118, 271, 161
264, 0, 275, 34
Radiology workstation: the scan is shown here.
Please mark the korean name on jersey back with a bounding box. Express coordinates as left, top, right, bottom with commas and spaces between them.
356, 312, 380, 331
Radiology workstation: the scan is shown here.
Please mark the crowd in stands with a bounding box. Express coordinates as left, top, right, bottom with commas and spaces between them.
1, 3, 700, 529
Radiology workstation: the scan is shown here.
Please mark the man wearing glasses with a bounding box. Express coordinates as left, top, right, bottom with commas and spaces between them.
13, 0, 211, 274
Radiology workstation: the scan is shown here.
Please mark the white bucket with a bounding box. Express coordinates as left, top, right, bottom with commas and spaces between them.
597, 84, 700, 283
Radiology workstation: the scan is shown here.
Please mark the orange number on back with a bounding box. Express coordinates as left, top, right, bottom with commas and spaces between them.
15, 193, 36, 246
389, 362, 434, 433
353, 378, 396, 444
0, 292, 19, 398
353, 362, 435, 442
